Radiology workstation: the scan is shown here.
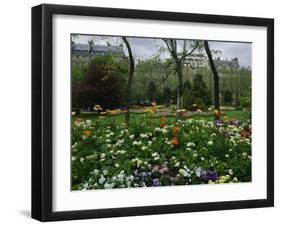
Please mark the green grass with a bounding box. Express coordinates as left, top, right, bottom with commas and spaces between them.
73, 110, 250, 125
73, 113, 177, 125
189, 110, 250, 121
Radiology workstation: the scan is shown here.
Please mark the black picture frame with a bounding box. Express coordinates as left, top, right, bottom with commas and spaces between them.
32, 3, 274, 222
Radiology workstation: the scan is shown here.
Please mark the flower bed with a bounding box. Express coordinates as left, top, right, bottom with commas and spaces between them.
71, 116, 251, 190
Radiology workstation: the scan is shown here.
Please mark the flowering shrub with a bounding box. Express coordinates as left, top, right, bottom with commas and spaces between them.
71, 116, 251, 190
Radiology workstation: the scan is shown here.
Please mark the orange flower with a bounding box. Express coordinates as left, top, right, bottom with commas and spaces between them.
160, 122, 166, 128
172, 126, 180, 136
214, 110, 220, 116
83, 130, 92, 137
240, 130, 250, 138
171, 137, 179, 146
160, 117, 167, 128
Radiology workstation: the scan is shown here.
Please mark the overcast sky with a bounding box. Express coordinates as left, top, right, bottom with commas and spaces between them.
73, 35, 252, 68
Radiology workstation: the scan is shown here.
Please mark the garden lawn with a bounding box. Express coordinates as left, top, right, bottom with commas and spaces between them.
73, 110, 250, 124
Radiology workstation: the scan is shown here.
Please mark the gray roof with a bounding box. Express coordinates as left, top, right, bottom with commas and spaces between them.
214, 58, 239, 68
72, 43, 124, 55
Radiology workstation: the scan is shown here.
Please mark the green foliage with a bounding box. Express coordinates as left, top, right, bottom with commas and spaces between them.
183, 74, 211, 110
146, 81, 158, 102
223, 89, 233, 104
163, 87, 173, 105
240, 90, 251, 108
183, 79, 191, 90
72, 55, 127, 109
72, 63, 88, 81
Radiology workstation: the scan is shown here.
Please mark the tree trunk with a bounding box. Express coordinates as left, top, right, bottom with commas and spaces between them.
122, 37, 135, 125
177, 63, 184, 109
204, 41, 220, 119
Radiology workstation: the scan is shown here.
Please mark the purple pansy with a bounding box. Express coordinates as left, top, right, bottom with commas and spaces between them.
200, 169, 218, 182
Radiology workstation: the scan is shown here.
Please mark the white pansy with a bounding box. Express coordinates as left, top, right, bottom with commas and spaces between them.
93, 169, 99, 175
151, 152, 158, 157
117, 150, 126, 154
179, 169, 189, 177
104, 182, 114, 189
133, 141, 142, 146
86, 154, 95, 160
207, 141, 214, 146
154, 127, 162, 132
141, 146, 147, 151
140, 133, 148, 138
195, 167, 202, 177
117, 173, 124, 182
116, 139, 124, 146
98, 176, 106, 184
187, 142, 195, 147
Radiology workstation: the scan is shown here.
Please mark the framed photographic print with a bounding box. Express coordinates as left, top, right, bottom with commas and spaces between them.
32, 4, 274, 221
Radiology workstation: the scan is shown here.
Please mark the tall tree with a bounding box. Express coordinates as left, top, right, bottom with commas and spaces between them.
122, 37, 135, 124
147, 81, 158, 102
204, 41, 220, 118
163, 87, 172, 105
183, 74, 211, 110
162, 39, 199, 111
223, 89, 233, 105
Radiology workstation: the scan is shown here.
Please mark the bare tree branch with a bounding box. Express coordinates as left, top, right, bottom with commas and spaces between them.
179, 41, 199, 62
